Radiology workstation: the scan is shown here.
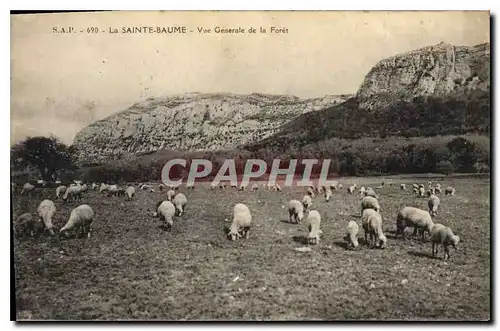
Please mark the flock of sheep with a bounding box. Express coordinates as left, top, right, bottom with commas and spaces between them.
14, 178, 460, 261
225, 179, 460, 261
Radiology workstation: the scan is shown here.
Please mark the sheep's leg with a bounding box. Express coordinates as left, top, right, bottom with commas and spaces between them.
364, 232, 368, 246
444, 244, 450, 260
422, 231, 426, 242
412, 227, 418, 239
432, 243, 436, 257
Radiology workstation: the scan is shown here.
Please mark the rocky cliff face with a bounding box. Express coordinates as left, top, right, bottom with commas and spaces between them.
356, 42, 490, 109
72, 92, 351, 162
247, 42, 490, 151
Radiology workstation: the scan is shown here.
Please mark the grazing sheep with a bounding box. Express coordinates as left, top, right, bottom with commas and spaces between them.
107, 184, 119, 197
302, 195, 312, 211
338, 184, 343, 190
59, 204, 95, 238
172, 193, 187, 216
239, 184, 247, 191
418, 186, 425, 197
288, 199, 304, 224
413, 183, 419, 189
361, 196, 380, 214
306, 210, 322, 245
62, 185, 82, 202
330, 181, 338, 190
428, 194, 440, 217
419, 184, 425, 189
140, 184, 152, 191
100, 183, 109, 194
396, 206, 434, 241
228, 203, 252, 241
430, 224, 460, 260
251, 183, 259, 191
154, 200, 176, 231
91, 183, 99, 190
400, 183, 406, 191
55, 185, 67, 199
307, 187, 315, 197
361, 208, 386, 248
413, 187, 419, 195
125, 186, 136, 200
211, 183, 217, 190
347, 185, 356, 195
166, 189, 176, 201
273, 184, 282, 192
364, 187, 378, 199
21, 183, 35, 196
445, 186, 456, 196
36, 199, 56, 235
316, 185, 324, 194
15, 213, 43, 237
359, 186, 366, 196
345, 220, 360, 249
435, 183, 442, 194
325, 188, 332, 202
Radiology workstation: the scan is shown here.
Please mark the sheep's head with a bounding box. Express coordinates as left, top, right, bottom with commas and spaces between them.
451, 235, 460, 249
379, 234, 387, 249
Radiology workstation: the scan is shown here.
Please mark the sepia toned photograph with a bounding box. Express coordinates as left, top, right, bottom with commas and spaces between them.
10, 10, 491, 321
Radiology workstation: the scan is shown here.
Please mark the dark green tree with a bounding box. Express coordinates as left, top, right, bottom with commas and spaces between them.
11, 135, 77, 181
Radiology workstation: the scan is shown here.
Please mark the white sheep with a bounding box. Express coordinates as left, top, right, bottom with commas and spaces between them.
251, 183, 259, 191
430, 223, 460, 260
413, 187, 419, 195
396, 206, 434, 241
418, 186, 425, 197
37, 199, 56, 235
345, 220, 360, 249
166, 189, 176, 201
307, 210, 322, 245
400, 183, 406, 191
364, 187, 378, 199
325, 188, 332, 202
107, 184, 119, 197
428, 194, 440, 217
445, 186, 456, 196
91, 183, 99, 190
228, 203, 252, 241
273, 184, 282, 192
62, 185, 82, 202
435, 183, 442, 194
361, 208, 387, 248
55, 185, 67, 199
413, 183, 419, 189
125, 186, 136, 200
60, 204, 95, 238
239, 184, 247, 191
338, 183, 343, 190
361, 196, 380, 214
419, 184, 425, 189
359, 186, 366, 196
307, 187, 315, 197
100, 183, 109, 193
316, 185, 324, 194
140, 184, 152, 191
330, 181, 338, 190
302, 195, 312, 211
211, 183, 217, 190
288, 199, 304, 224
21, 183, 35, 196
154, 200, 176, 231
172, 193, 187, 216
347, 185, 356, 195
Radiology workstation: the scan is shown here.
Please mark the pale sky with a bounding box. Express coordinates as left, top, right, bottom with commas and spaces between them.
10, 11, 490, 145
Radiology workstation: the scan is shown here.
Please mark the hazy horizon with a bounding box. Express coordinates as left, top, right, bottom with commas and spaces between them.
11, 11, 490, 145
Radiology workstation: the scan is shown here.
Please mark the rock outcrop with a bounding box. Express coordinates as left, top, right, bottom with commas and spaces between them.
72, 92, 351, 162
356, 42, 490, 110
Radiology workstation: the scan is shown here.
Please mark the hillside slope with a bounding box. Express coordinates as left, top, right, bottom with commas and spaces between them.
72, 93, 351, 162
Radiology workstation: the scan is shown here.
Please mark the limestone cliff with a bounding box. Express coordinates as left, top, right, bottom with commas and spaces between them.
72, 92, 351, 162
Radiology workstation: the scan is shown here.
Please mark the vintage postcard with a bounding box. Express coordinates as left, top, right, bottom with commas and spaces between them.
10, 10, 490, 321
